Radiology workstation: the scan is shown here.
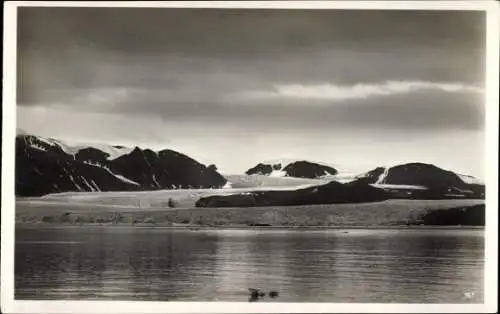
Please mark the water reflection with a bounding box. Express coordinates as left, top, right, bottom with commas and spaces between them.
15, 227, 484, 303
213, 231, 291, 300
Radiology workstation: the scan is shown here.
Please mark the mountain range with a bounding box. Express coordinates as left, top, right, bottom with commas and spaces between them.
15, 132, 485, 201
196, 161, 485, 208
15, 133, 227, 197
243, 159, 484, 199
246, 160, 338, 178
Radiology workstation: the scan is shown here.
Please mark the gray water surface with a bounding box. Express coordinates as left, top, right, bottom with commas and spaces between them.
15, 226, 484, 303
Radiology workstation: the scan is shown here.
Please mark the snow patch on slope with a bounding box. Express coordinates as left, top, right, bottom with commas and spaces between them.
152, 174, 161, 188
35, 136, 57, 147
370, 183, 428, 190
21, 133, 134, 160
114, 173, 141, 186
30, 143, 47, 152
375, 167, 390, 184
331, 172, 358, 183
54, 138, 133, 160
80, 176, 96, 192
269, 170, 287, 177
82, 161, 140, 186
68, 174, 84, 191
90, 180, 101, 192
457, 174, 484, 185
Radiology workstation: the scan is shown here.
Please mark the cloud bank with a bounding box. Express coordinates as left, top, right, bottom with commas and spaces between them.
229, 80, 483, 103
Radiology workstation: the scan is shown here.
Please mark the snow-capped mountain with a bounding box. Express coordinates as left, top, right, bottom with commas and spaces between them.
244, 159, 484, 200
457, 174, 484, 185
197, 161, 485, 208
351, 162, 485, 199
16, 130, 485, 201
352, 163, 477, 186
246, 159, 338, 179
15, 133, 227, 196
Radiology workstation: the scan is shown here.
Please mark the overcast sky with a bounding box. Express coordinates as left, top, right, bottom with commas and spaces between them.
17, 7, 486, 177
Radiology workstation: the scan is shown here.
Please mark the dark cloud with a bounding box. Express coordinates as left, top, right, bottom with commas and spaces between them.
17, 8, 484, 57
17, 7, 485, 101
29, 86, 483, 132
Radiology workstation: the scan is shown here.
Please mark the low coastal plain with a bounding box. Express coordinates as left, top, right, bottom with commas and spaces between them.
16, 188, 485, 228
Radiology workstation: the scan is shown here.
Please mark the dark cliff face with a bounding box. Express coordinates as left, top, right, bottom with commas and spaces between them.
195, 181, 389, 208
246, 160, 338, 178
15, 134, 227, 196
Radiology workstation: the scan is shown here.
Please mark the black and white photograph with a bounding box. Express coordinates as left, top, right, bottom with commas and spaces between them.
1, 1, 498, 313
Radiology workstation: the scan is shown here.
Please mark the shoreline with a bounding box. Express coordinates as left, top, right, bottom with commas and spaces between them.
16, 199, 485, 229
16, 222, 485, 231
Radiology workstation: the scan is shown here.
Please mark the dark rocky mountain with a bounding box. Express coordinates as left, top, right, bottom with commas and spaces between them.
355, 163, 464, 187
246, 163, 274, 176
246, 160, 338, 178
353, 162, 485, 199
109, 148, 227, 190
196, 181, 390, 208
75, 147, 110, 165
15, 134, 227, 197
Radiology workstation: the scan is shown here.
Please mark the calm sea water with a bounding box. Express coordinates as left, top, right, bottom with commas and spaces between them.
15, 226, 484, 303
